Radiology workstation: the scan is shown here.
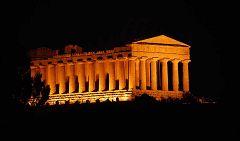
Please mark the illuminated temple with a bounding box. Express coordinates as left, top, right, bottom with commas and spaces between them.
29, 35, 191, 105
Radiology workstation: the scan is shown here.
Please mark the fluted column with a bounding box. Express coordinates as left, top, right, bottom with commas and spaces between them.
55, 64, 58, 85
128, 57, 137, 90
172, 59, 180, 91
67, 62, 76, 93
161, 58, 169, 91
124, 59, 129, 80
151, 57, 158, 90
87, 61, 95, 92
47, 64, 56, 94
135, 59, 140, 88
108, 59, 115, 91
77, 61, 85, 93
118, 58, 125, 90
158, 60, 161, 89
97, 60, 106, 91
30, 66, 37, 78
58, 63, 66, 94
140, 56, 147, 90
39, 65, 47, 82
182, 59, 191, 92
146, 59, 151, 88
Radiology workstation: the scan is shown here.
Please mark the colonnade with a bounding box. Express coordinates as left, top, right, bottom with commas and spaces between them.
30, 57, 190, 95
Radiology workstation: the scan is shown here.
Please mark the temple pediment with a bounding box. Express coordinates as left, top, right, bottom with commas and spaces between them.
132, 35, 190, 47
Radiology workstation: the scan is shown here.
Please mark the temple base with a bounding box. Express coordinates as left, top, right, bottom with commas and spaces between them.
28, 90, 185, 106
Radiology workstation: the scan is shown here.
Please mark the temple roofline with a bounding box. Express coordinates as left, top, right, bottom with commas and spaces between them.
132, 42, 190, 47
132, 35, 190, 47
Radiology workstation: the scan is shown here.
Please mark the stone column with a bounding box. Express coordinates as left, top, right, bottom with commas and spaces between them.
97, 60, 106, 91
140, 56, 147, 90
118, 58, 125, 90
135, 59, 140, 88
47, 64, 56, 94
128, 57, 137, 90
182, 59, 191, 92
124, 59, 129, 80
55, 64, 58, 85
158, 60, 161, 89
30, 66, 37, 78
39, 65, 47, 82
151, 57, 159, 90
77, 61, 85, 93
146, 59, 151, 88
58, 63, 66, 94
108, 59, 115, 91
160, 58, 169, 91
87, 61, 95, 92
67, 62, 76, 93
172, 59, 180, 91
115, 60, 119, 80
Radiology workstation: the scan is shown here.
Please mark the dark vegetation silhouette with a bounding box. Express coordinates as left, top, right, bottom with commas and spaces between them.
134, 93, 158, 104
14, 67, 32, 105
13, 72, 50, 108
32, 73, 50, 107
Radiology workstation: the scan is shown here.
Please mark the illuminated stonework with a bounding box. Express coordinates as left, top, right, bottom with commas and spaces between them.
29, 35, 191, 105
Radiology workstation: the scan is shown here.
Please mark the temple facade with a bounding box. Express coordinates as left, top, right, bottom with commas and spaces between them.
29, 35, 191, 105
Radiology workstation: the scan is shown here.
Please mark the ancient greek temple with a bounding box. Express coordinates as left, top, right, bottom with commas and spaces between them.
29, 35, 191, 105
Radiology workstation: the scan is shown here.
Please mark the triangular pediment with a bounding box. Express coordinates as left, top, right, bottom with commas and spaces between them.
132, 35, 190, 47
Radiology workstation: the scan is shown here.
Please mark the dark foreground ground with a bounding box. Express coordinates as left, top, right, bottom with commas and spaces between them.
1, 100, 238, 140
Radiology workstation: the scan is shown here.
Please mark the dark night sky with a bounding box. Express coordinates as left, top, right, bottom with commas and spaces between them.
1, 0, 232, 101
